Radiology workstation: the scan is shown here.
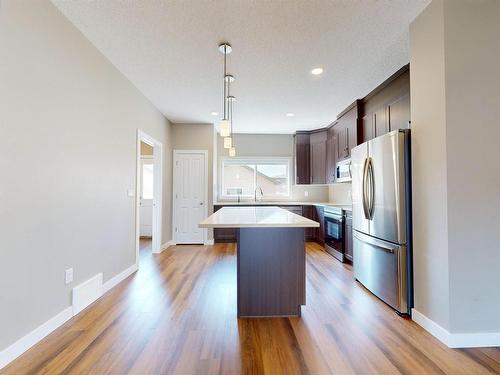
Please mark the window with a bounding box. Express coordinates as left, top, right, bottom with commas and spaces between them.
221, 158, 291, 199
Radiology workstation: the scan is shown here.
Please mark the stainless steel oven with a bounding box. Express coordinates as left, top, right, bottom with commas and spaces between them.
324, 206, 345, 262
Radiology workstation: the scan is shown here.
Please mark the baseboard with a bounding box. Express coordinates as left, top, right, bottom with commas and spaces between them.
412, 308, 500, 348
0, 306, 73, 369
204, 239, 214, 245
158, 240, 175, 253
103, 264, 138, 293
72, 273, 103, 315
0, 264, 138, 370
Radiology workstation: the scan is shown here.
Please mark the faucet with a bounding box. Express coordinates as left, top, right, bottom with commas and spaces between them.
254, 187, 263, 202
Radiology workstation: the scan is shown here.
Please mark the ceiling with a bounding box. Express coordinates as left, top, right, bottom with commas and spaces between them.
52, 0, 430, 134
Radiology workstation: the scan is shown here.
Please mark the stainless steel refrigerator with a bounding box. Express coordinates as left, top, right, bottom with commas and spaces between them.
351, 129, 413, 315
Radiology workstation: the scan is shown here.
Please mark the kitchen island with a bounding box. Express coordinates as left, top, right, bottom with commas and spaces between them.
199, 206, 319, 318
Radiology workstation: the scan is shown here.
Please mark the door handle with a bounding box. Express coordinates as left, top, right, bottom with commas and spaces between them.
367, 158, 375, 220
362, 158, 370, 220
199, 202, 204, 205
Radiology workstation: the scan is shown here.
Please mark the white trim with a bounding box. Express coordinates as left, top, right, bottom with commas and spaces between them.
204, 239, 215, 245
136, 129, 164, 267
102, 264, 138, 293
412, 308, 500, 348
160, 240, 176, 252
72, 273, 103, 315
0, 307, 73, 369
172, 150, 209, 244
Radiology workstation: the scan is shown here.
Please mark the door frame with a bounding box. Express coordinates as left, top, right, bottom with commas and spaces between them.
172, 149, 208, 244
136, 129, 163, 266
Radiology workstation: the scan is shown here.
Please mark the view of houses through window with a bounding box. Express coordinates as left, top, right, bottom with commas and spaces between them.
221, 158, 291, 199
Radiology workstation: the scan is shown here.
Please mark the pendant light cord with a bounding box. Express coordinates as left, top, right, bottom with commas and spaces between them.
223, 45, 227, 121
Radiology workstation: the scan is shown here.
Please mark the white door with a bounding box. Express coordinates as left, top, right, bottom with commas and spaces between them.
174, 151, 207, 244
140, 159, 154, 237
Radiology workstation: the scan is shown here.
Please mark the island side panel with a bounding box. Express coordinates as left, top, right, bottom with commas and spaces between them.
237, 227, 306, 317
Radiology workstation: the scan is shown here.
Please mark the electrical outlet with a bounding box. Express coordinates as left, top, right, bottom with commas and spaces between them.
65, 268, 73, 285
304, 191, 309, 197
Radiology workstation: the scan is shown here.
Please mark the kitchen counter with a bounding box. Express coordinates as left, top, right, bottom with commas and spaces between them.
200, 206, 319, 228
214, 201, 352, 211
199, 206, 319, 318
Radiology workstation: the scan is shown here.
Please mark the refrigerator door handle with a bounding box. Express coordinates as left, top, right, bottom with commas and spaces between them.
353, 231, 398, 253
362, 158, 370, 220
368, 158, 375, 220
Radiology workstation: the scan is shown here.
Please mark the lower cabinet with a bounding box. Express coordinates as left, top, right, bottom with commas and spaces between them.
213, 205, 237, 242
301, 206, 317, 241
344, 211, 353, 262
314, 206, 325, 245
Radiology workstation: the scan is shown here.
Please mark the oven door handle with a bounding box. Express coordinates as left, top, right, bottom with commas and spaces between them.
362, 158, 370, 220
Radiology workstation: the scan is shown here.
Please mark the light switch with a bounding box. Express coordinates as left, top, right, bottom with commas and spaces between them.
304, 191, 309, 197
127, 189, 135, 197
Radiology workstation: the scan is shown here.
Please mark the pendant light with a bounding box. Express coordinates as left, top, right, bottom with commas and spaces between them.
227, 94, 236, 155
219, 43, 231, 137
224, 77, 235, 149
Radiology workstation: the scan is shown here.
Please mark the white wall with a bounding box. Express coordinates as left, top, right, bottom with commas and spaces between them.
410, 0, 451, 330
410, 0, 500, 339
0, 0, 172, 351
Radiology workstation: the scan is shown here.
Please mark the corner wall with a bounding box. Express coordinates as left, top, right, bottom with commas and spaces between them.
0, 0, 173, 353
410, 0, 500, 344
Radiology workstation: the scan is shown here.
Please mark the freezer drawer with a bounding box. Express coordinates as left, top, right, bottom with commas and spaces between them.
353, 231, 408, 314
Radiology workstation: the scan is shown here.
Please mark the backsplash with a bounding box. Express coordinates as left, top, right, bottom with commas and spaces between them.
328, 182, 352, 204
291, 184, 329, 202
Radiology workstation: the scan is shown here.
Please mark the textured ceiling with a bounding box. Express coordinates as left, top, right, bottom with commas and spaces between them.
52, 0, 430, 134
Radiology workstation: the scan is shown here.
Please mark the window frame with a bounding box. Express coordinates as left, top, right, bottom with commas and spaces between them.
220, 156, 292, 200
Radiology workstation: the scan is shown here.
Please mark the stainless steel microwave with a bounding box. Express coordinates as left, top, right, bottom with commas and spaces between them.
335, 159, 352, 183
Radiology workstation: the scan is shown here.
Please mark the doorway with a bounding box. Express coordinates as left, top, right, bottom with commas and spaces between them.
173, 150, 208, 244
136, 130, 163, 267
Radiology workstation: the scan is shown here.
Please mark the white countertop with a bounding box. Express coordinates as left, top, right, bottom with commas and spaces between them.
214, 201, 352, 211
199, 206, 320, 228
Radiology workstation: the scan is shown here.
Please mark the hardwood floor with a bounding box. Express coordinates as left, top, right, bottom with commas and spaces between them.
2, 243, 499, 374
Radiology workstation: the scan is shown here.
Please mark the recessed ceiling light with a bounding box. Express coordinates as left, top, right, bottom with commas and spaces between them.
210, 111, 219, 116
311, 67, 324, 75
286, 113, 295, 117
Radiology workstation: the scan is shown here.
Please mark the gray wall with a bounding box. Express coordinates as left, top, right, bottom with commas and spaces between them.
216, 133, 329, 202
0, 0, 172, 350
410, 0, 500, 334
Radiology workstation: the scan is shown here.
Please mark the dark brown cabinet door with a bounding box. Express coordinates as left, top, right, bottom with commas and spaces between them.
294, 134, 311, 184
345, 211, 353, 262
326, 127, 338, 183
302, 206, 317, 241
373, 106, 388, 138
310, 131, 327, 184
315, 206, 325, 245
388, 93, 410, 132
361, 114, 374, 143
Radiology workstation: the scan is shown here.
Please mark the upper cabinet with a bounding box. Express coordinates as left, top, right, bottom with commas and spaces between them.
294, 133, 311, 184
333, 102, 360, 162
361, 65, 410, 143
295, 64, 410, 185
310, 131, 327, 184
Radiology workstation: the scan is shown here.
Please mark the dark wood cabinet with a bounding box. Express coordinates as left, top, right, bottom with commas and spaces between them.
294, 133, 311, 184
344, 211, 353, 262
387, 93, 410, 132
361, 65, 410, 142
314, 205, 325, 245
310, 131, 327, 184
333, 102, 360, 162
213, 205, 237, 242
326, 125, 338, 184
301, 205, 317, 241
